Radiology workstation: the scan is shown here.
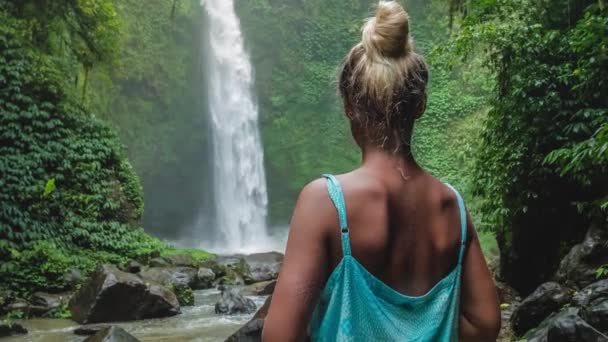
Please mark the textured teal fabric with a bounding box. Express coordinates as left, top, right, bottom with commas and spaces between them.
310, 174, 466, 341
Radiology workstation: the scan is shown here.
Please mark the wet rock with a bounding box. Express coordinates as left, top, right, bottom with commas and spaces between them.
512, 282, 572, 336
556, 222, 608, 289
69, 264, 180, 324
242, 252, 283, 285
215, 286, 256, 315
0, 322, 28, 338
201, 260, 226, 278
140, 267, 197, 288
547, 309, 608, 341
163, 254, 198, 268
225, 319, 264, 342
573, 279, 608, 307
195, 268, 216, 289
122, 260, 144, 274
582, 298, 608, 336
149, 258, 171, 268
84, 326, 140, 342
243, 280, 276, 296
225, 296, 273, 342
572, 279, 608, 334
74, 324, 113, 336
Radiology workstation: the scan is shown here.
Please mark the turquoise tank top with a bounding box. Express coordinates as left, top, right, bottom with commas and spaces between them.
310, 174, 467, 341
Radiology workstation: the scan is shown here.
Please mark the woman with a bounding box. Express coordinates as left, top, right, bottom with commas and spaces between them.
262, 1, 500, 341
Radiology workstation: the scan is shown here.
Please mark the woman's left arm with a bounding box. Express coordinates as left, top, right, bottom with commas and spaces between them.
262, 179, 332, 342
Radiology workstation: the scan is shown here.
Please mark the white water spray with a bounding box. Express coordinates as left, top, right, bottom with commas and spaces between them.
201, 0, 270, 252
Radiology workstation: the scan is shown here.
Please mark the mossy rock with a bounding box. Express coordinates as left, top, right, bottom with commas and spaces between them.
172, 285, 194, 307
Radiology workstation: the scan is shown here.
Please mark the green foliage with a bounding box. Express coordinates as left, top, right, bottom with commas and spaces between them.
0, 7, 170, 294
172, 285, 195, 307
86, 0, 212, 236
42, 178, 56, 198
448, 0, 607, 291
161, 248, 214, 264
597, 265, 608, 280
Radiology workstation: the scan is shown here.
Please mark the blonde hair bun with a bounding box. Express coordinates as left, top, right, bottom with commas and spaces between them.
362, 1, 412, 59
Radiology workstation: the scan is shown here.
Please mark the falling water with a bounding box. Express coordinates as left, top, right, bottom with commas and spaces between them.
201, 0, 270, 251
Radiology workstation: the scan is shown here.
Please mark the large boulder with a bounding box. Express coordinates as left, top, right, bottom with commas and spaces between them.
556, 222, 608, 289
215, 287, 257, 315
545, 309, 607, 342
582, 299, 608, 336
512, 282, 572, 336
523, 310, 608, 342
84, 326, 140, 342
196, 268, 216, 289
69, 264, 180, 324
225, 296, 272, 342
575, 279, 608, 335
0, 322, 27, 338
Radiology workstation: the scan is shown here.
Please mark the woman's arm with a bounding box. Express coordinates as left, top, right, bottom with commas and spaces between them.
262, 180, 332, 342
459, 212, 501, 341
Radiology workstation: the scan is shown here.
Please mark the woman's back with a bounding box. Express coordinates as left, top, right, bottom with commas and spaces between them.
324, 168, 464, 298
308, 170, 466, 341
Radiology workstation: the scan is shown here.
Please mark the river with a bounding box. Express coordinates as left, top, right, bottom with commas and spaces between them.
6, 289, 267, 342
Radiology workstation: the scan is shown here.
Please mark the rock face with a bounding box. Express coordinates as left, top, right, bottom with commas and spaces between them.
511, 282, 572, 336
84, 326, 140, 342
215, 287, 257, 315
557, 223, 608, 289
225, 296, 272, 342
69, 264, 180, 324
0, 322, 28, 338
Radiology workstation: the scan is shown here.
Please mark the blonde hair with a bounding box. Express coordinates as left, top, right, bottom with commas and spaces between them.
339, 1, 428, 152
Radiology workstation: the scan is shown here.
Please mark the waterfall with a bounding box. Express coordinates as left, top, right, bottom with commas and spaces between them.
201, 0, 270, 252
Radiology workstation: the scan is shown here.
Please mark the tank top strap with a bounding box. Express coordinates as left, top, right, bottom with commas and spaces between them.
322, 174, 351, 256
445, 183, 467, 265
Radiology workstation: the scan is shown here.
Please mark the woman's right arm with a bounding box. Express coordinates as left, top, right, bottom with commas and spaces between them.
459, 212, 501, 341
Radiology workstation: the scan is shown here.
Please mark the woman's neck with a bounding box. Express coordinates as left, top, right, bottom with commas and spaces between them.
361, 146, 423, 181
